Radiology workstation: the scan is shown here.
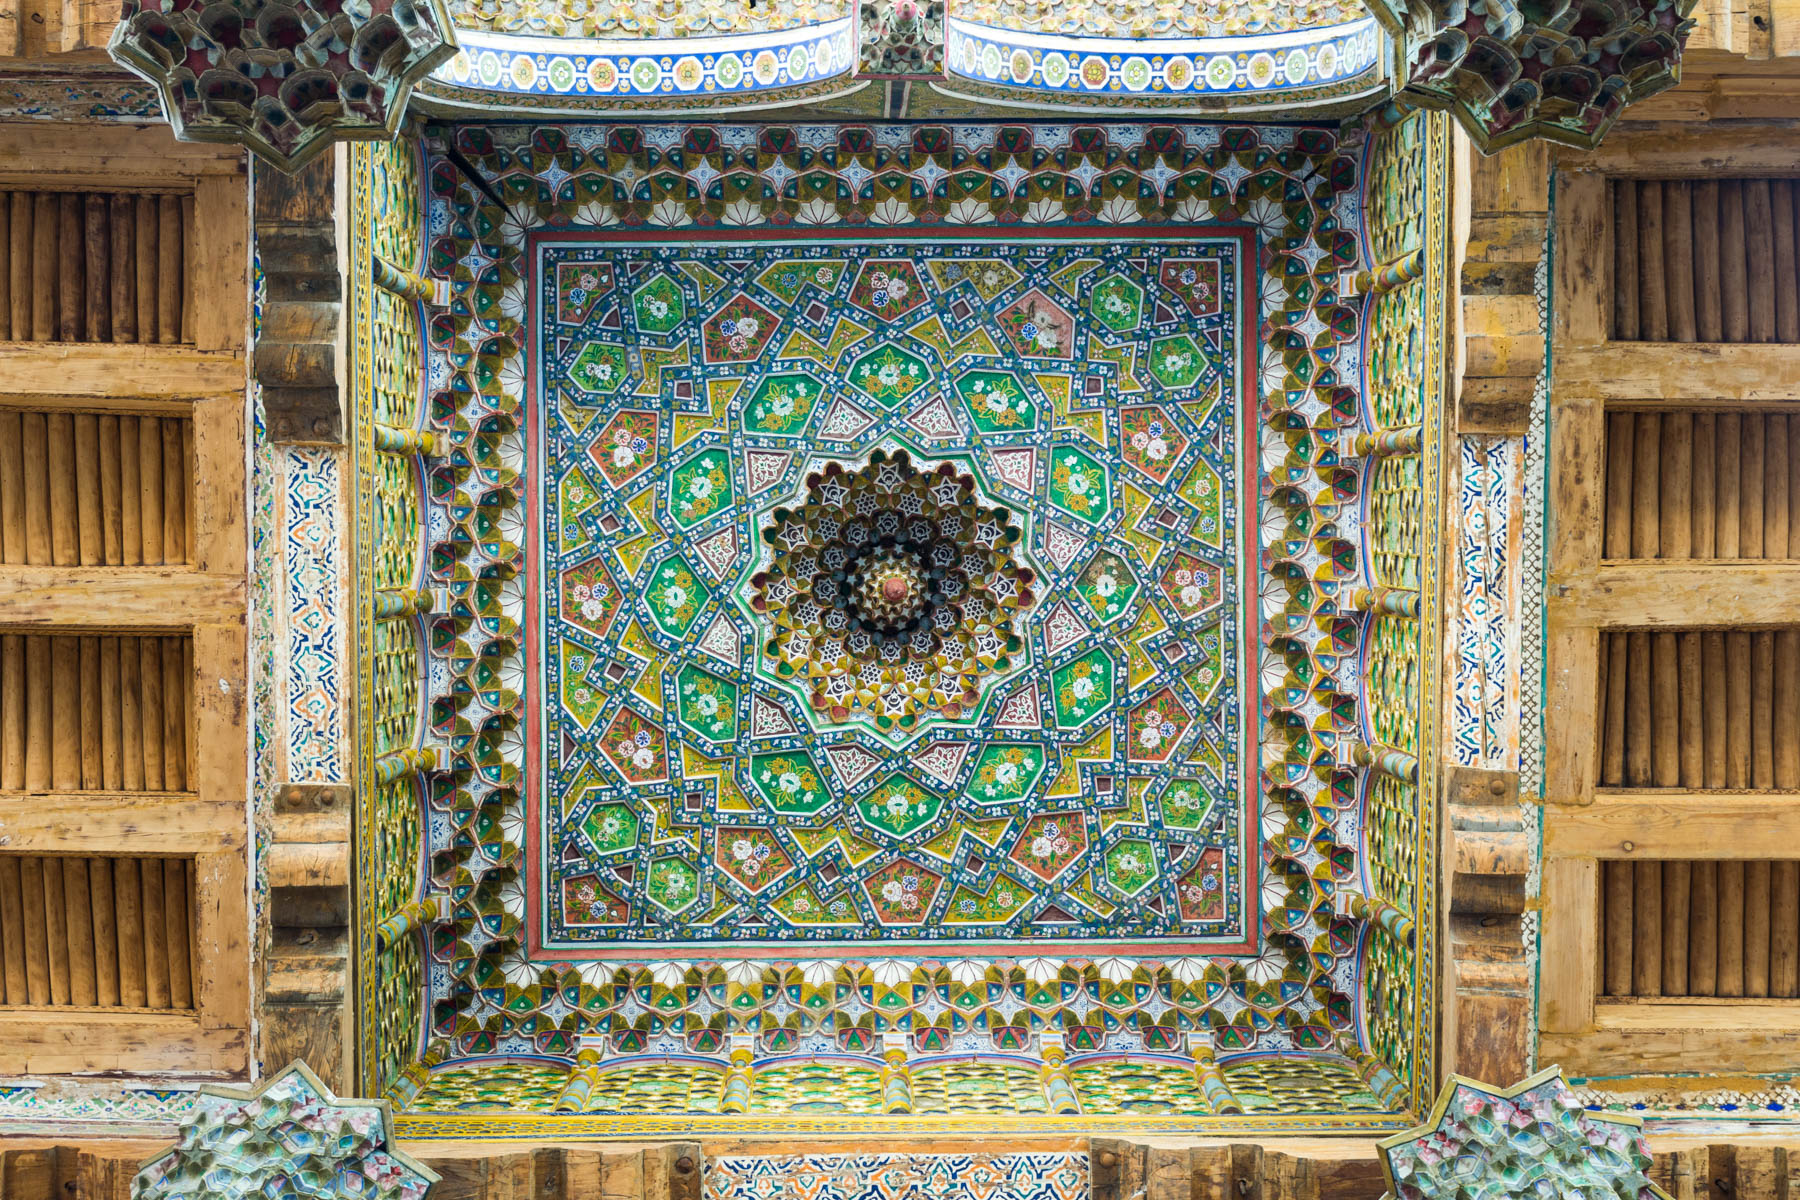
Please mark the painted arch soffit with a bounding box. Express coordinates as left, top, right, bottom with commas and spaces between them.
412, 0, 1398, 116
351, 115, 1450, 1134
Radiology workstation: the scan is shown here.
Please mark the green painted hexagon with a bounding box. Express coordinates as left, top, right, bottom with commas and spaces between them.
1088, 273, 1144, 333
745, 372, 822, 436
847, 343, 930, 408
646, 855, 700, 913
669, 447, 733, 528
1104, 838, 1159, 895
569, 342, 628, 395
581, 801, 640, 854
632, 274, 685, 334
1051, 648, 1113, 729
676, 664, 737, 743
1157, 776, 1217, 831
1076, 550, 1138, 624
749, 750, 831, 815
966, 744, 1048, 805
1049, 446, 1111, 525
644, 554, 710, 639
953, 369, 1038, 434
857, 775, 943, 838
1149, 333, 1207, 389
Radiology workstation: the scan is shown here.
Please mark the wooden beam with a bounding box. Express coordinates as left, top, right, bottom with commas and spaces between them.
0, 122, 244, 188
1546, 1002, 1800, 1075
0, 345, 243, 398
0, 1013, 245, 1075
0, 569, 244, 625
1555, 564, 1800, 628
0, 795, 244, 850
1548, 793, 1800, 858
1557, 344, 1800, 402
1540, 857, 1600, 1034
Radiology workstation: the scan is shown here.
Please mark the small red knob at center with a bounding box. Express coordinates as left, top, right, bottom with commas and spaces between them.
881, 577, 910, 602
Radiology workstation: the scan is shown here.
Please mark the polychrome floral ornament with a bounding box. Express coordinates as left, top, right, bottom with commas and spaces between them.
108, 0, 457, 172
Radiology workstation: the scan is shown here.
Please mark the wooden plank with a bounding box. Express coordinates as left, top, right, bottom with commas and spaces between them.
0, 798, 243, 852
1747, 180, 1778, 343
1632, 412, 1662, 558
1547, 1003, 1800, 1075
1541, 857, 1600, 1032
1773, 860, 1799, 998
1662, 411, 1693, 558
191, 850, 248, 1035
0, 854, 25, 1004
40, 856, 66, 1006
0, 570, 247, 626
1559, 563, 1800, 628
61, 856, 92, 1006
0, 127, 243, 189
1550, 397, 1606, 574
1664, 860, 1691, 995
1695, 179, 1724, 343
0, 345, 243, 397
1720, 859, 1747, 996
1638, 180, 1669, 341
1544, 621, 1599, 806
1615, 180, 1640, 340
1666, 181, 1699, 343
1606, 859, 1636, 995
1554, 172, 1609, 348
1747, 860, 1773, 996
112, 857, 142, 1007
88, 855, 115, 1008
1624, 632, 1652, 787
0, 1014, 245, 1076
1652, 632, 1680, 786
1723, 179, 1750, 342
1550, 794, 1800, 858
45, 412, 73, 566
1, 635, 20, 792
108, 194, 134, 345
191, 396, 245, 577
1691, 859, 1719, 996
1557, 344, 1800, 402
0, 408, 19, 565
1679, 632, 1705, 789
190, 177, 246, 353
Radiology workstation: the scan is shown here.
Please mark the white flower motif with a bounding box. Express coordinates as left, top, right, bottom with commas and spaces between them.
1138, 724, 1164, 750
1097, 193, 1141, 224
1094, 956, 1141, 983
881, 880, 905, 902
663, 584, 688, 609
1019, 956, 1065, 985
648, 198, 689, 227
1023, 197, 1065, 224
868, 196, 911, 225
721, 197, 764, 226
944, 196, 994, 225
1071, 676, 1095, 700
731, 838, 753, 861
794, 197, 842, 225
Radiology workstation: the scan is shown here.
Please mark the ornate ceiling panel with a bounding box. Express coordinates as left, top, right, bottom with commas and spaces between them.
350, 114, 1450, 1135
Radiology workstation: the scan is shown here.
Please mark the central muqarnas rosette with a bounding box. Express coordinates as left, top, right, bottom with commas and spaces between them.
750, 449, 1036, 735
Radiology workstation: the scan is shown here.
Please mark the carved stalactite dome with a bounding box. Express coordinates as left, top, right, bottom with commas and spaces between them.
107, 0, 458, 172
1366, 0, 1698, 150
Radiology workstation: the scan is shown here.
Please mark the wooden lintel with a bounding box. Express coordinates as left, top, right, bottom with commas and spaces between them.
0, 344, 245, 398
0, 569, 246, 626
